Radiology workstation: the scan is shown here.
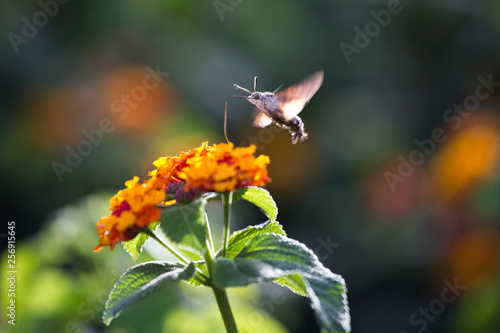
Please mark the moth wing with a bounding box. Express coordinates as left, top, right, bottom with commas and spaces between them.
252, 110, 273, 128
276, 70, 324, 121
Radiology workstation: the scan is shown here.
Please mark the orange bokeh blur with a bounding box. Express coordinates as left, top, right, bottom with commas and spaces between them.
100, 65, 178, 136
360, 152, 426, 222
429, 119, 500, 202
17, 85, 85, 151
449, 229, 500, 288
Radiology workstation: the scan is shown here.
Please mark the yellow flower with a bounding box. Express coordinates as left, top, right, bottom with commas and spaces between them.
94, 175, 165, 252
151, 142, 271, 193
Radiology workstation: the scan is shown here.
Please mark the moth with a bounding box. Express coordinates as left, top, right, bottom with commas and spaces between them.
224, 70, 324, 144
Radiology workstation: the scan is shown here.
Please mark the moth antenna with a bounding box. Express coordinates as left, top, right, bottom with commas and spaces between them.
273, 83, 284, 94
224, 95, 247, 144
233, 84, 252, 94
254, 76, 258, 92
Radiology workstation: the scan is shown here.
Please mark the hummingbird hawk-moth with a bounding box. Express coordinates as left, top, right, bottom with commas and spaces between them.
224, 70, 324, 144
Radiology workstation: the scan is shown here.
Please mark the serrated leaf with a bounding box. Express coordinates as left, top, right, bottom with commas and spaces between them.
103, 262, 195, 325
212, 258, 283, 286
223, 221, 286, 259
183, 261, 209, 287
159, 199, 207, 258
213, 234, 315, 286
233, 187, 278, 222
304, 269, 351, 333
204, 187, 277, 221
212, 233, 350, 333
123, 222, 159, 260
274, 273, 308, 296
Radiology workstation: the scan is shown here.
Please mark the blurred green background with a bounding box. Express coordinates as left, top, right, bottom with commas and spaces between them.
1, 0, 500, 332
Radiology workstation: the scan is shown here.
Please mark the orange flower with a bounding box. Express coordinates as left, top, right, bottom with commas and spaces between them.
149, 142, 214, 188
94, 175, 165, 252
151, 142, 270, 193
95, 142, 270, 252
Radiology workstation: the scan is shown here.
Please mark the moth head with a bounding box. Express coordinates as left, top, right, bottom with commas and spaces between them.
247, 92, 263, 105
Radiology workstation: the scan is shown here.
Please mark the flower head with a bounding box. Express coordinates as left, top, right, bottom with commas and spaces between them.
94, 175, 165, 252
149, 142, 214, 188
95, 142, 270, 252
151, 142, 270, 193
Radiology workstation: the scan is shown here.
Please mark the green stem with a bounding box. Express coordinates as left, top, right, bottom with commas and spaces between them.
204, 251, 238, 332
204, 211, 216, 259
204, 248, 215, 278
202, 197, 238, 333
221, 192, 233, 258
143, 228, 189, 264
212, 287, 239, 333
143, 229, 209, 283
203, 217, 216, 279
203, 236, 238, 332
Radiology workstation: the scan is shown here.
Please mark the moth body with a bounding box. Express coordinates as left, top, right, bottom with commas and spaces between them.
227, 71, 323, 144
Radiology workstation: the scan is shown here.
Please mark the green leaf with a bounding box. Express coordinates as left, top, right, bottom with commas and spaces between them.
274, 273, 308, 296
303, 269, 351, 333
205, 187, 277, 221
123, 222, 159, 260
103, 262, 195, 325
233, 187, 278, 222
183, 261, 209, 287
224, 221, 286, 259
212, 233, 350, 333
159, 199, 207, 258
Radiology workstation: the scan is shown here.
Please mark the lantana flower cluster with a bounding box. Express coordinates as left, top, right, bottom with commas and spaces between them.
95, 142, 270, 251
